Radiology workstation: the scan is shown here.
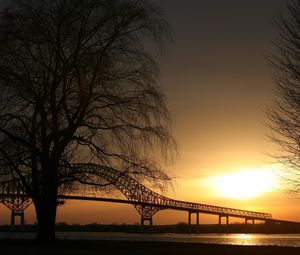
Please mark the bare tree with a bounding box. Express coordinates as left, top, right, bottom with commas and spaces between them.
268, 0, 300, 193
0, 0, 176, 241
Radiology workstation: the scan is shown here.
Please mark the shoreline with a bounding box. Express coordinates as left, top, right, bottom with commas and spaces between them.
1, 239, 300, 255
2, 223, 300, 234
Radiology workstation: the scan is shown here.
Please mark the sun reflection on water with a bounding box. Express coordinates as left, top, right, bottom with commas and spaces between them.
231, 234, 256, 245
237, 234, 253, 239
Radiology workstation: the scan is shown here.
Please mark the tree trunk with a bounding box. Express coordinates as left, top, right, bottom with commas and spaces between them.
34, 194, 57, 241
33, 157, 59, 242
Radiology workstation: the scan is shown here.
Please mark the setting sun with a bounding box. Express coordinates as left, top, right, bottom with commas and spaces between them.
211, 167, 277, 199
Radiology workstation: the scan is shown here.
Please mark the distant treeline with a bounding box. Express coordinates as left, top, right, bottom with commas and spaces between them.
1, 223, 300, 234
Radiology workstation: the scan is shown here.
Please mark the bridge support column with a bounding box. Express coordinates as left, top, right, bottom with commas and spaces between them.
245, 218, 255, 225
11, 210, 25, 226
219, 215, 229, 225
141, 217, 152, 226
188, 211, 200, 225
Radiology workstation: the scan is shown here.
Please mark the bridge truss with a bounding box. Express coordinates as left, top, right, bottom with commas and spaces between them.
70, 164, 273, 225
0, 180, 31, 225
0, 163, 273, 226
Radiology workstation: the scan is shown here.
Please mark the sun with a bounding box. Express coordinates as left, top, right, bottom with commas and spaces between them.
211, 167, 277, 199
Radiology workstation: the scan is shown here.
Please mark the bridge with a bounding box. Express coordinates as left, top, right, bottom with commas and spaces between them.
0, 163, 295, 226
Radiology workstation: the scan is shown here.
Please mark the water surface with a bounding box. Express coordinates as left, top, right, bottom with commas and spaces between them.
1, 232, 300, 247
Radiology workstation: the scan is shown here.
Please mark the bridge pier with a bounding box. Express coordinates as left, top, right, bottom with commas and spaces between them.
141, 217, 153, 226
188, 211, 199, 225
245, 218, 255, 225
11, 210, 25, 226
218, 215, 229, 225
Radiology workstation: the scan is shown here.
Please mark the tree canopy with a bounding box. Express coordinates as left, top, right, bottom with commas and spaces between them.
268, 0, 300, 193
0, 0, 176, 241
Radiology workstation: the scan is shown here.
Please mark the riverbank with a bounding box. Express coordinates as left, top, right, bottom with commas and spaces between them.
2, 223, 300, 234
1, 239, 300, 255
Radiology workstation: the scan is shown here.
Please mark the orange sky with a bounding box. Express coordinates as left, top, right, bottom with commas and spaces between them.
2, 0, 300, 225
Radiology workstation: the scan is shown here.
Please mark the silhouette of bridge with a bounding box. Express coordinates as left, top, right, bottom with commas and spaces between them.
0, 164, 297, 226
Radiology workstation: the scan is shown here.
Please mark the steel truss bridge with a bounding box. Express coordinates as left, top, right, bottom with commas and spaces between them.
0, 164, 296, 226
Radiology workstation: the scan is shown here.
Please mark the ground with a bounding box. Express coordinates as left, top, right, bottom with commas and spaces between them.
1, 240, 300, 255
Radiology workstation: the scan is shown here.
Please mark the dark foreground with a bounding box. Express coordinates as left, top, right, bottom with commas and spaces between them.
1, 239, 300, 255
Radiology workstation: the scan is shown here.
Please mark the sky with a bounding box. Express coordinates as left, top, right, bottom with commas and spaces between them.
2, 0, 299, 225
158, 0, 285, 176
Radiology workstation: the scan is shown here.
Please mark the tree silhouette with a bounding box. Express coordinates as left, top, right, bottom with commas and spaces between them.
0, 0, 176, 241
268, 0, 300, 193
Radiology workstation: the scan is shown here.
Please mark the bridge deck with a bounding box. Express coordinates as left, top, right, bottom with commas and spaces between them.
57, 195, 272, 221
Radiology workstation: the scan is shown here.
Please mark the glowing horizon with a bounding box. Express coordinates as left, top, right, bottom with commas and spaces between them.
210, 166, 278, 199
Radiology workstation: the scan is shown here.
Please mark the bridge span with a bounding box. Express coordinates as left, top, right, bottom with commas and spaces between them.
57, 194, 272, 226
0, 163, 297, 226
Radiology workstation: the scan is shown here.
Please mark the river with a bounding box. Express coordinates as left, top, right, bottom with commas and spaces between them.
1, 232, 300, 247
